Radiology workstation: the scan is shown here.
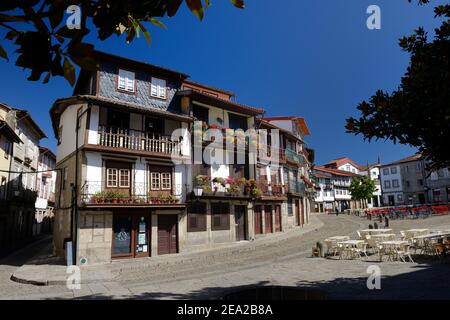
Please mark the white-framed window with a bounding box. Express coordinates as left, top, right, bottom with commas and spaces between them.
118, 69, 135, 92
384, 180, 391, 189
151, 77, 167, 99
107, 168, 118, 187
151, 172, 161, 190
119, 169, 130, 187
161, 172, 171, 190
383, 168, 389, 175
392, 179, 399, 188
390, 167, 397, 174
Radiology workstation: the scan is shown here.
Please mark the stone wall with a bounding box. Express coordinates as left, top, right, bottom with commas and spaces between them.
77, 210, 113, 265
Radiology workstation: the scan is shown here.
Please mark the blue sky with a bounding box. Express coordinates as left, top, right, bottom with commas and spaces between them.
0, 0, 445, 166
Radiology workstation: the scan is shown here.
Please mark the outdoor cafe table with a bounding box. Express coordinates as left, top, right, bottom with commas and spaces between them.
370, 233, 396, 239
325, 236, 350, 241
337, 240, 365, 259
359, 229, 393, 235
404, 229, 429, 238
380, 240, 409, 261
413, 232, 450, 240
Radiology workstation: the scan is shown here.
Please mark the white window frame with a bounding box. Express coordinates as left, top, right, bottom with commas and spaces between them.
151, 77, 167, 99
107, 168, 118, 187
118, 69, 135, 93
151, 172, 161, 190
161, 172, 171, 190
119, 169, 130, 188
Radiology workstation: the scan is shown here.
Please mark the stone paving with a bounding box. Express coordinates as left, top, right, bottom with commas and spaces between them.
1, 213, 450, 300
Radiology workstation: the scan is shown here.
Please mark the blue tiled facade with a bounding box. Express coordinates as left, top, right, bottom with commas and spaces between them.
97, 61, 182, 112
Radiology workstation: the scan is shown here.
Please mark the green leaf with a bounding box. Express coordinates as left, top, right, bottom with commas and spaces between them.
148, 18, 167, 30
230, 0, 245, 9
0, 44, 8, 61
63, 57, 75, 86
186, 0, 204, 21
137, 20, 151, 45
205, 0, 211, 8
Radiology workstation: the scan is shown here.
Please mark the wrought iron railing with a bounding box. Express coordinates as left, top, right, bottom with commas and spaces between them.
80, 181, 184, 205
285, 149, 306, 165
97, 125, 182, 156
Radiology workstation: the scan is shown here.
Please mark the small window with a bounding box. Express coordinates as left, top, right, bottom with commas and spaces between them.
383, 168, 389, 175
187, 202, 207, 232
397, 194, 403, 201
119, 169, 130, 187
288, 199, 293, 216
392, 179, 399, 188
390, 167, 397, 174
107, 168, 118, 187
384, 180, 391, 189
118, 69, 135, 92
418, 179, 423, 186
151, 77, 166, 99
150, 172, 161, 190
161, 172, 171, 190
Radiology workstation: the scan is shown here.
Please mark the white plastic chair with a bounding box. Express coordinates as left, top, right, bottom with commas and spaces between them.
396, 243, 415, 263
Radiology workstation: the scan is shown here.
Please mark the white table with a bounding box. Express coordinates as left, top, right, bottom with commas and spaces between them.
371, 233, 396, 239
380, 240, 409, 261
360, 229, 393, 235
325, 236, 350, 241
337, 240, 366, 259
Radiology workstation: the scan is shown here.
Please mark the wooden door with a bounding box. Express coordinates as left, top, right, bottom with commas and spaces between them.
274, 205, 282, 232
234, 205, 247, 241
157, 214, 178, 255
296, 200, 301, 226
254, 205, 262, 235
264, 205, 273, 233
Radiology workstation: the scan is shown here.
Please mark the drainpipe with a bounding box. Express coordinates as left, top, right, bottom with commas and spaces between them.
72, 103, 91, 264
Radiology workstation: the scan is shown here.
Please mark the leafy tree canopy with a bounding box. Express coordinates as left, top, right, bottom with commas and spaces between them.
346, 0, 450, 170
0, 0, 244, 85
349, 176, 377, 201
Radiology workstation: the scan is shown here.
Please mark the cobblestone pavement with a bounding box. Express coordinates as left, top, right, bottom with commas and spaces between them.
1, 214, 450, 300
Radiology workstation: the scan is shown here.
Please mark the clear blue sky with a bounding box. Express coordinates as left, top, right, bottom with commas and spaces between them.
0, 0, 445, 166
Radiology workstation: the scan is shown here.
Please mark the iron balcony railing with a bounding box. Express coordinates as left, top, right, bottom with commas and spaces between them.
287, 181, 306, 194
285, 149, 306, 165
97, 125, 182, 156
80, 181, 184, 205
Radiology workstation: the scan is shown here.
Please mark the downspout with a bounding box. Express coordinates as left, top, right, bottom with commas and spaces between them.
72, 103, 91, 264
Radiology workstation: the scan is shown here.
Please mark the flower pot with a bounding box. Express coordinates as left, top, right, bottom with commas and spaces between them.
193, 187, 203, 197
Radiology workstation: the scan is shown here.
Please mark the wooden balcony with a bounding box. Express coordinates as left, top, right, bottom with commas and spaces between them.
97, 126, 182, 156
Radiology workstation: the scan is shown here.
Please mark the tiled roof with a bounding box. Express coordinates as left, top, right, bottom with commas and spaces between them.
178, 90, 265, 116
382, 153, 423, 167
314, 166, 358, 177
260, 116, 311, 136
325, 157, 362, 170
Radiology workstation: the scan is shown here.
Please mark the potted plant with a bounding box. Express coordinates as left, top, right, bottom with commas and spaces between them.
194, 175, 210, 196
212, 177, 226, 193
250, 187, 262, 198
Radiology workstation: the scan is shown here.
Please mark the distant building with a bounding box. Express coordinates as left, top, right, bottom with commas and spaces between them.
0, 102, 46, 254
380, 154, 426, 206
359, 163, 382, 208
34, 147, 56, 236
324, 157, 361, 174
425, 167, 450, 204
